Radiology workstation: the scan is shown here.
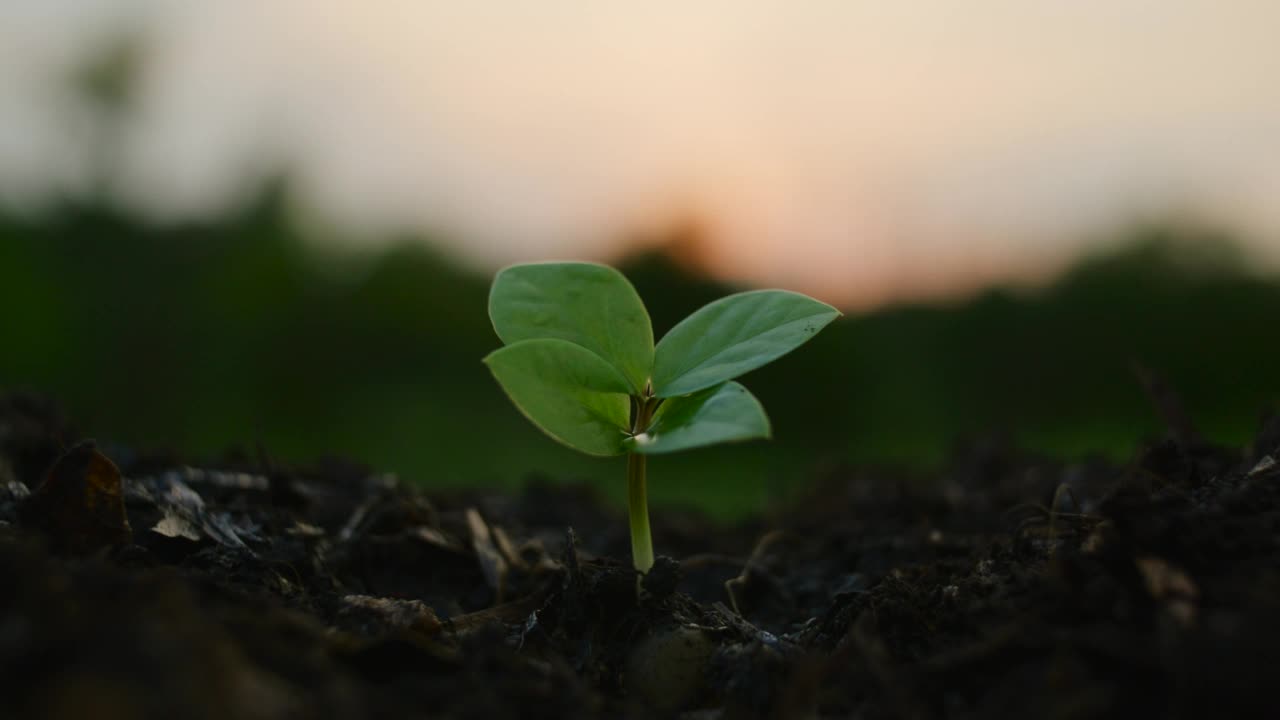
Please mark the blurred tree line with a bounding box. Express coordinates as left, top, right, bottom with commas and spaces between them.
2, 184, 1279, 517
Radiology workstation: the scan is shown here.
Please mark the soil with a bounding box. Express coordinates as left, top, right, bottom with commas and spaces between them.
2, 391, 1280, 719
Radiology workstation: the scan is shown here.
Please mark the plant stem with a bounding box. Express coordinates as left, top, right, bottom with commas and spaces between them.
626, 451, 654, 574
627, 391, 659, 575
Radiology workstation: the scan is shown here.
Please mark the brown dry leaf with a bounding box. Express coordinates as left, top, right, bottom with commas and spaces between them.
491, 525, 524, 570
409, 525, 467, 554
140, 475, 254, 552
465, 508, 508, 602
338, 595, 443, 637
1135, 555, 1199, 627
1248, 455, 1276, 478
19, 440, 132, 552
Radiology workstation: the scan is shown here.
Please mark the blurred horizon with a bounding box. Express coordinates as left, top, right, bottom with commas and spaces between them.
4, 181, 1279, 517
3, 2, 1279, 309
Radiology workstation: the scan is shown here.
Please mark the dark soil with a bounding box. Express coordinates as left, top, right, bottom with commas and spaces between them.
3, 392, 1280, 719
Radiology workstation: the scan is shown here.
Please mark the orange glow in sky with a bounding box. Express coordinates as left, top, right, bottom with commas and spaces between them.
2, 2, 1279, 307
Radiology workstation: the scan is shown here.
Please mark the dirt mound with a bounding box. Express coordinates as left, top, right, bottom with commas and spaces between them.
3, 395, 1279, 719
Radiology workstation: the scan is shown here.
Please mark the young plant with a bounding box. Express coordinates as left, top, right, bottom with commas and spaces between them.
484, 262, 839, 575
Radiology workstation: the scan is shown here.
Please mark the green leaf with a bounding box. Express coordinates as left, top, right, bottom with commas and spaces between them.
489, 262, 654, 393
484, 338, 632, 456
626, 382, 770, 455
651, 290, 840, 397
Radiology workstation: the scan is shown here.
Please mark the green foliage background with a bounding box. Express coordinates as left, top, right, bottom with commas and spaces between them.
3, 186, 1278, 518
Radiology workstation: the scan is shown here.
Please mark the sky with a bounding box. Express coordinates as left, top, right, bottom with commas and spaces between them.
2, 1, 1279, 307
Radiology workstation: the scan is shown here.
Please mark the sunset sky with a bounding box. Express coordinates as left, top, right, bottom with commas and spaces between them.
3, 1, 1279, 307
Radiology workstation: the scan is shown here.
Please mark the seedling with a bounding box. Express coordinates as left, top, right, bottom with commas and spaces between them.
484, 262, 840, 575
